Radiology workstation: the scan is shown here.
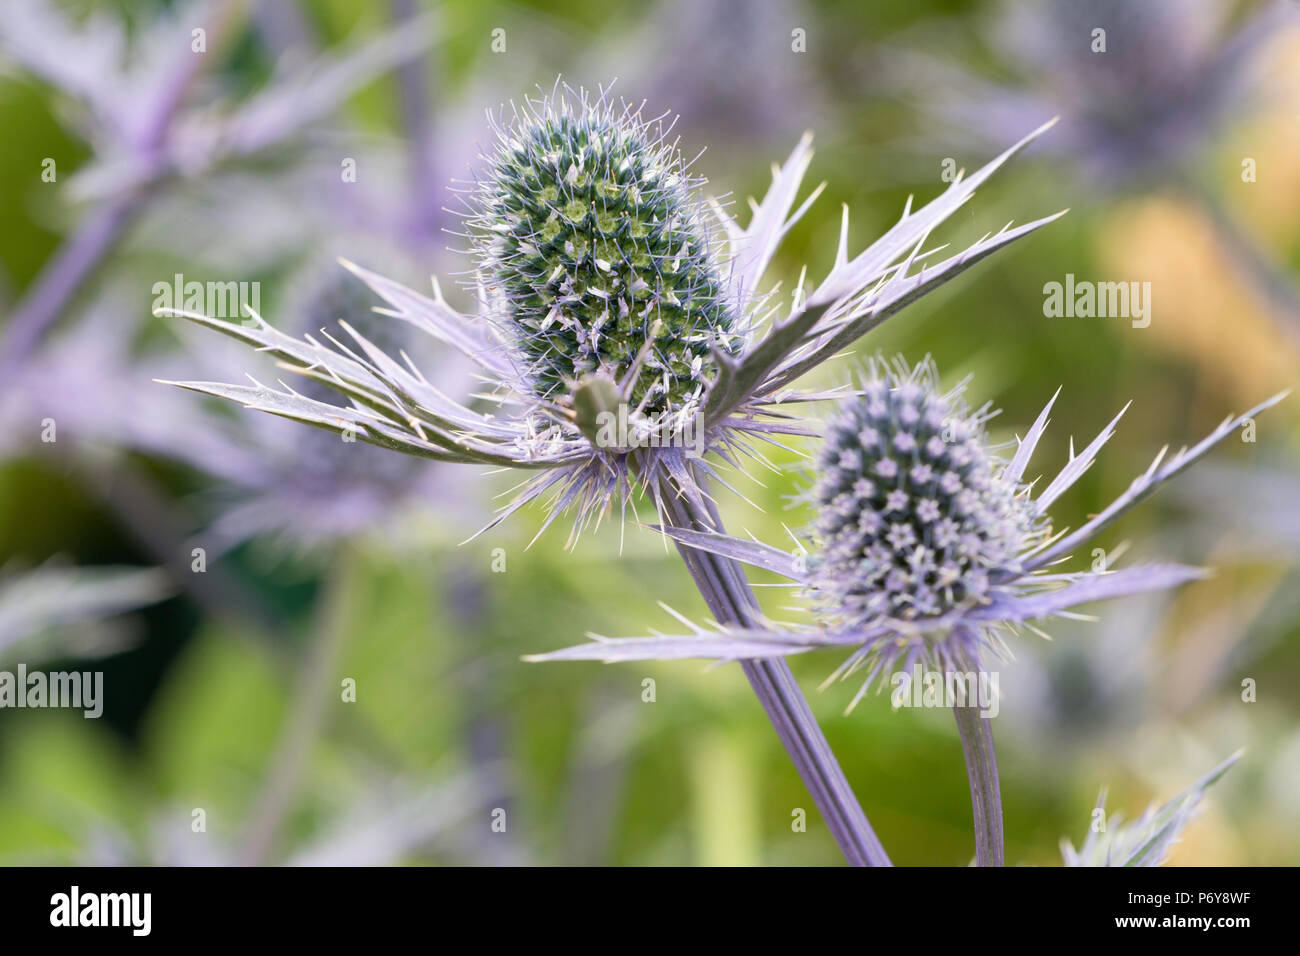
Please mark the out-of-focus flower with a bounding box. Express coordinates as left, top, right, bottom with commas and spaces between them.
162, 84, 1062, 545
891, 0, 1293, 189
0, 0, 435, 379
3, 274, 481, 555
530, 358, 1282, 708
46, 771, 501, 867
0, 0, 434, 201
1061, 751, 1240, 866
586, 0, 823, 150
885, 0, 1300, 338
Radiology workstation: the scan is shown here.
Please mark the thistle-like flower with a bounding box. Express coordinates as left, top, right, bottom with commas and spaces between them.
161, 84, 1063, 543
464, 93, 739, 427
808, 359, 1037, 630
158, 88, 1066, 868
531, 357, 1285, 707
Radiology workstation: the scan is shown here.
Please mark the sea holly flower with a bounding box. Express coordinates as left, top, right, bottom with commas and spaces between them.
161, 84, 1063, 544
529, 358, 1281, 866
161, 83, 1063, 867
530, 359, 1283, 700
463, 93, 741, 430
1061, 752, 1241, 867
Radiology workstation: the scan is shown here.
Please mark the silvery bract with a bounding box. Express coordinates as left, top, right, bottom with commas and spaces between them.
532, 358, 1284, 708
161, 85, 1063, 544
1062, 752, 1240, 867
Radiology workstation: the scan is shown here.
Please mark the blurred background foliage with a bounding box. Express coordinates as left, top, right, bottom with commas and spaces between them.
0, 0, 1297, 865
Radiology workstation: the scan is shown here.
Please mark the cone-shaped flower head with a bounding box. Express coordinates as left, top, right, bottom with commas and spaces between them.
809, 360, 1035, 629
466, 91, 737, 427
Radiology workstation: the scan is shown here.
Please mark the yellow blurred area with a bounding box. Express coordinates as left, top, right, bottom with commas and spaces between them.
1233, 32, 1300, 244
1098, 196, 1299, 407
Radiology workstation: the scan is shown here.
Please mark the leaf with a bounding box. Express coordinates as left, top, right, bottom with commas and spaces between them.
722, 132, 822, 313
524, 628, 828, 664
704, 120, 1062, 425
765, 210, 1067, 395
1004, 387, 1060, 485
160, 377, 488, 464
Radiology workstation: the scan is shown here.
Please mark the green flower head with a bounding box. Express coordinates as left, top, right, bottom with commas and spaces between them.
465, 85, 738, 427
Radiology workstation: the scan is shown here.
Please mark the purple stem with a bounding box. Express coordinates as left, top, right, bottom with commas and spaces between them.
0, 187, 150, 379
952, 690, 1004, 866
389, 0, 441, 244
655, 469, 890, 867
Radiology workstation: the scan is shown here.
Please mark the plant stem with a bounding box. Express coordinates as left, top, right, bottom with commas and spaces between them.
389, 0, 442, 244
1185, 181, 1300, 339
238, 547, 358, 865
952, 691, 1003, 867
0, 187, 151, 379
654, 468, 890, 867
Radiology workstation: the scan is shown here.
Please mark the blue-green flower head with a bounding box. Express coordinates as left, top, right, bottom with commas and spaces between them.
466, 85, 738, 427
809, 359, 1036, 630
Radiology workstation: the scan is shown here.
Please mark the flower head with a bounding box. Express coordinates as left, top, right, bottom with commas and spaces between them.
161, 81, 1062, 544
530, 357, 1284, 707
809, 359, 1036, 629
466, 93, 737, 425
